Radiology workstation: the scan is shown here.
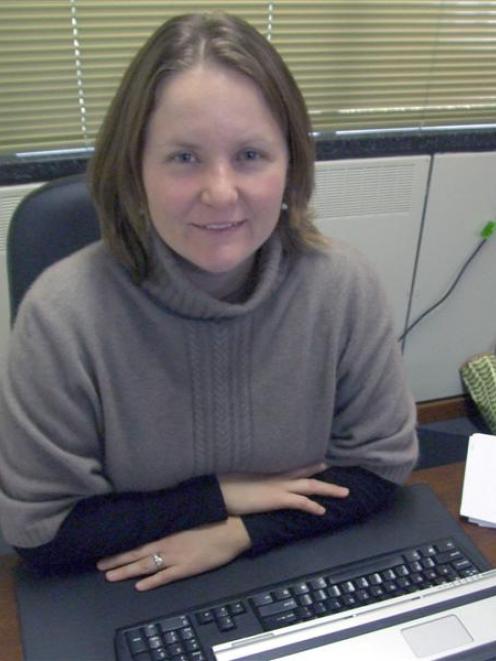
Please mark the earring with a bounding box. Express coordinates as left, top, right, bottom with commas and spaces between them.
281, 202, 288, 211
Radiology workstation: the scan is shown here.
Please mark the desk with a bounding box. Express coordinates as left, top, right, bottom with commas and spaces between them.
0, 462, 494, 661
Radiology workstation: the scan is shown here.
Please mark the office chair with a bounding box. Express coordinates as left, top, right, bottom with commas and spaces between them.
1, 174, 99, 552
7, 173, 100, 323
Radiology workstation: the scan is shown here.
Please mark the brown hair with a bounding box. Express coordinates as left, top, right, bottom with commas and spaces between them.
89, 12, 326, 282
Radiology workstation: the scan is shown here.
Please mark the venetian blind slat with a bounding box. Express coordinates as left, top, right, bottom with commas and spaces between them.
1, 0, 496, 153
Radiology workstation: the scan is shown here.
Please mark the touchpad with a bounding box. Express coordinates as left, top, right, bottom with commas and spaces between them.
401, 615, 473, 657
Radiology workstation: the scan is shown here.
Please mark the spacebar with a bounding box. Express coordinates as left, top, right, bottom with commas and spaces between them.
327, 555, 404, 583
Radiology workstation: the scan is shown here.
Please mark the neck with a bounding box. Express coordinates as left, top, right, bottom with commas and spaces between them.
177, 254, 256, 302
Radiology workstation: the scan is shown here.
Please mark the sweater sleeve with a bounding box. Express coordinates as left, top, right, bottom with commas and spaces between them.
323, 247, 418, 485
0, 272, 227, 552
242, 465, 397, 555
14, 475, 227, 573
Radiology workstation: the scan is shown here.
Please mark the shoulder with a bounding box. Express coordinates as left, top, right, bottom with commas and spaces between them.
293, 238, 385, 301
13, 241, 126, 336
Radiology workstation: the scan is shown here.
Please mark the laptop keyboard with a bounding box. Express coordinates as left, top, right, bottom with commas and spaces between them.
114, 537, 480, 661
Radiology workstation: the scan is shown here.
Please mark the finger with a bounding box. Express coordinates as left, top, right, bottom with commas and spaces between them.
97, 545, 150, 571
135, 564, 189, 591
290, 478, 349, 498
104, 554, 162, 582
286, 494, 327, 516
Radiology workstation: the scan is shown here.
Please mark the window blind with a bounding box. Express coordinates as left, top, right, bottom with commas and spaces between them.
1, 0, 496, 155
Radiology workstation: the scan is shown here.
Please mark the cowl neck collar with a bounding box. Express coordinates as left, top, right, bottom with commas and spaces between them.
141, 228, 288, 320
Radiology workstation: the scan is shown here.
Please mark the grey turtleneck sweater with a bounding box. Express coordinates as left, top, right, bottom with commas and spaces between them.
0, 230, 417, 570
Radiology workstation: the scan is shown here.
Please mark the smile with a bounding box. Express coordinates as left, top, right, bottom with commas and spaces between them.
194, 220, 246, 231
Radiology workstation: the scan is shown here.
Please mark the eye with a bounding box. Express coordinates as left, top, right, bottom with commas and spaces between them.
239, 148, 263, 162
169, 151, 198, 164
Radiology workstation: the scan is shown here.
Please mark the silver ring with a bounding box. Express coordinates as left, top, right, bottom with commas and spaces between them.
151, 552, 164, 571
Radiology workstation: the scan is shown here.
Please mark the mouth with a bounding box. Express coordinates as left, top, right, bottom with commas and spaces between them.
192, 220, 246, 232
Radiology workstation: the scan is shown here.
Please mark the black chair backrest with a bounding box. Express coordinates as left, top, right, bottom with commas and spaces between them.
7, 174, 100, 323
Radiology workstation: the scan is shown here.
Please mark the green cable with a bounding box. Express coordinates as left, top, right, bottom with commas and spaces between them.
400, 221, 496, 343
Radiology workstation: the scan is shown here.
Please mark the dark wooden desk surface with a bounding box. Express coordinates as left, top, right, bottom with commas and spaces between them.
0, 462, 494, 661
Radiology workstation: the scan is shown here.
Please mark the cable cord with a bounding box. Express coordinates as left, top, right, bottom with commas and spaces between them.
399, 221, 496, 343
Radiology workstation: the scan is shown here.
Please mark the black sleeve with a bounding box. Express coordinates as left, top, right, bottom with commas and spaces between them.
242, 466, 397, 555
15, 475, 227, 573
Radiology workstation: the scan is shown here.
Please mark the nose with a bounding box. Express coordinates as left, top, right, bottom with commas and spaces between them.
200, 162, 239, 208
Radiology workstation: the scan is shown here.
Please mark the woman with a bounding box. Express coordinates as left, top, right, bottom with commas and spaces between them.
0, 13, 417, 592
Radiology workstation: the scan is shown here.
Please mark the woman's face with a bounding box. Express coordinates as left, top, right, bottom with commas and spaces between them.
142, 63, 289, 274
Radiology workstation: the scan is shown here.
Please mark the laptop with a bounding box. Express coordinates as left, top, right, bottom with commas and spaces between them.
214, 570, 496, 660
14, 484, 493, 661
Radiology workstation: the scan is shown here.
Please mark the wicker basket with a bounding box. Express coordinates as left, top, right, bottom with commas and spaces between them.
460, 352, 496, 434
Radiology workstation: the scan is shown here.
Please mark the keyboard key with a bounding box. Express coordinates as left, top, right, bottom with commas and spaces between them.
340, 581, 356, 594
436, 550, 462, 564
151, 651, 168, 661
217, 616, 235, 632
298, 594, 314, 607
189, 652, 207, 661
313, 602, 328, 616
262, 611, 298, 630
258, 598, 298, 617
179, 627, 195, 640
309, 577, 327, 590
325, 598, 342, 611
326, 585, 341, 597
274, 588, 292, 600
229, 601, 246, 616
163, 631, 179, 645
159, 615, 190, 632
370, 585, 385, 598
184, 639, 200, 652
368, 573, 382, 585
189, 650, 207, 661
195, 609, 214, 625
293, 582, 310, 595
356, 589, 370, 603
403, 549, 421, 562
420, 544, 437, 557
126, 631, 147, 654
252, 592, 274, 607
296, 606, 314, 620
435, 540, 456, 553
313, 589, 327, 602
166, 642, 184, 656
143, 623, 160, 638
436, 564, 454, 577
148, 636, 163, 649
395, 565, 409, 577
213, 606, 229, 619
460, 567, 478, 577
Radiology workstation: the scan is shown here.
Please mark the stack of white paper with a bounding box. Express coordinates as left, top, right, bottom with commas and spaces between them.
460, 433, 496, 528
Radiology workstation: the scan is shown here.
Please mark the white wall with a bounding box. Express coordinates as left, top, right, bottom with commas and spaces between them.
312, 155, 430, 336
0, 152, 495, 402
402, 152, 496, 401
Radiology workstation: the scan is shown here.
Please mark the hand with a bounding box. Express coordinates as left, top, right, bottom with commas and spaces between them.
96, 517, 251, 591
219, 462, 349, 516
